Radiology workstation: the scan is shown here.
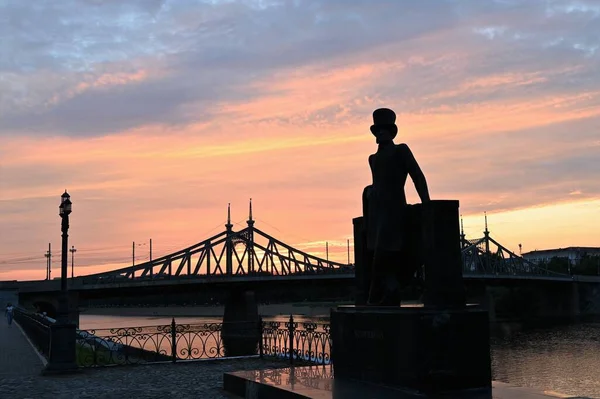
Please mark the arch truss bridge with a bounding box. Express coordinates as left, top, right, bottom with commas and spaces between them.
83, 204, 352, 284
82, 204, 569, 284
460, 219, 567, 279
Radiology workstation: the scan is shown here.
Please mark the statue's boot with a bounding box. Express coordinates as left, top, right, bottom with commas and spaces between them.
380, 277, 401, 306
368, 276, 401, 306
367, 278, 385, 305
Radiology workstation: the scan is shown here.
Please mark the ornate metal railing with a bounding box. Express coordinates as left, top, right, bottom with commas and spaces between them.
262, 316, 331, 365
77, 320, 259, 367
13, 307, 52, 358
76, 315, 331, 368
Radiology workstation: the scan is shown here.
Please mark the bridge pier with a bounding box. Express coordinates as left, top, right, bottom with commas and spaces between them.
532, 282, 580, 323
18, 291, 80, 328
474, 282, 584, 324
221, 288, 260, 357
481, 287, 497, 323
578, 280, 600, 316
570, 282, 581, 322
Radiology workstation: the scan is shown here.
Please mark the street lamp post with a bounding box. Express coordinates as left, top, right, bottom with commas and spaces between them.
44, 190, 78, 374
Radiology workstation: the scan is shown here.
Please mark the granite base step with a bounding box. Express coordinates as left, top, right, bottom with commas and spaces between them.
223, 366, 585, 399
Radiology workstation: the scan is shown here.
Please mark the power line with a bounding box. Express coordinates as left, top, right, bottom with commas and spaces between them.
255, 218, 314, 243
3, 217, 337, 270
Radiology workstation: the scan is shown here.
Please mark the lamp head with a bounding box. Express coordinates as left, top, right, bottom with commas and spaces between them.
59, 191, 72, 216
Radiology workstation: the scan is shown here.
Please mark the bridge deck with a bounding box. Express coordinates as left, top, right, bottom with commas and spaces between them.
0, 320, 44, 376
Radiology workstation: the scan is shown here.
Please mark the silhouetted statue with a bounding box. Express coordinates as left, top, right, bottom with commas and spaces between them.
363, 108, 430, 305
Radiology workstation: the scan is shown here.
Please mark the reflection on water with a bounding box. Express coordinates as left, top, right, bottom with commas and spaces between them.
81, 315, 600, 397
80, 314, 224, 329
80, 314, 328, 330
491, 322, 600, 397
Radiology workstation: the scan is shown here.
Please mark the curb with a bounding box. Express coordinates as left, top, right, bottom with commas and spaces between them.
14, 321, 48, 367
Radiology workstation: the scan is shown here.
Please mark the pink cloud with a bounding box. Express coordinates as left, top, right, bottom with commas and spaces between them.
2, 1, 600, 280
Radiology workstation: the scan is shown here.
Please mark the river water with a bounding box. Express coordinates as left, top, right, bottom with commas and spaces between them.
80, 314, 600, 397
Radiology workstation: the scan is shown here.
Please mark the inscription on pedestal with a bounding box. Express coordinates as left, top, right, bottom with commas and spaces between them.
354, 330, 383, 340
332, 306, 491, 392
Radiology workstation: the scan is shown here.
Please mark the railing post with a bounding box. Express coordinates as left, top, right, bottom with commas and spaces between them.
258, 315, 264, 359
288, 314, 294, 365
93, 338, 98, 366
171, 318, 177, 363
328, 324, 332, 366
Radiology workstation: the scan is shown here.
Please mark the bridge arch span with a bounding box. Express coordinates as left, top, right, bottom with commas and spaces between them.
18, 296, 59, 319
31, 301, 57, 318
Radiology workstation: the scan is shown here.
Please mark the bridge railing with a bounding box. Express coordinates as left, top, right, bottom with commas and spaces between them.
13, 307, 52, 358
76, 315, 331, 368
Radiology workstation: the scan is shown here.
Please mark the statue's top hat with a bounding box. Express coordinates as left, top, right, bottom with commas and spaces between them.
370, 108, 398, 138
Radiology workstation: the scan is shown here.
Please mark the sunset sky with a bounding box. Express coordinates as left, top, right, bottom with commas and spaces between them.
1, 0, 599, 281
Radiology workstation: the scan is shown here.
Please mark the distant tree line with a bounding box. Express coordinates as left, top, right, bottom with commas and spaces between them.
538, 255, 600, 275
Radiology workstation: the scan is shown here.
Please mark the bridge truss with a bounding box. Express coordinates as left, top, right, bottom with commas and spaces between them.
82, 205, 569, 284
83, 210, 352, 284
460, 230, 566, 278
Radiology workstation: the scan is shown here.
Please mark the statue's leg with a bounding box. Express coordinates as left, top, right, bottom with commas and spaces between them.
396, 249, 420, 288
369, 250, 403, 305
381, 250, 403, 306
367, 249, 387, 305
364, 249, 374, 303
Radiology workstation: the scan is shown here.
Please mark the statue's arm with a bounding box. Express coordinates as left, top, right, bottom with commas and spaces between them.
399, 144, 430, 202
363, 155, 375, 218
362, 186, 371, 219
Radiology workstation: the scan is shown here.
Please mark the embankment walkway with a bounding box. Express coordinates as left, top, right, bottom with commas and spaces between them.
0, 320, 44, 376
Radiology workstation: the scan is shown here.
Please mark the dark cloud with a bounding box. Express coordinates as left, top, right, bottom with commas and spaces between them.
2, 0, 597, 136
0, 0, 459, 136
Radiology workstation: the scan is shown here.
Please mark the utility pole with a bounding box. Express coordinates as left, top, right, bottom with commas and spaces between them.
49, 242, 52, 280
132, 241, 135, 266
347, 239, 350, 265
45, 243, 52, 280
45, 249, 49, 280
70, 246, 77, 279
44, 251, 49, 280
326, 242, 329, 262
149, 238, 152, 262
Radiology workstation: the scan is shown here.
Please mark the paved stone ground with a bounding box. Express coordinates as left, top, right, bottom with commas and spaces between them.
0, 320, 44, 377
1, 355, 291, 398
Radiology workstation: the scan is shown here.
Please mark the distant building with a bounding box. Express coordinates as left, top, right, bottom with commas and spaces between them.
522, 247, 600, 265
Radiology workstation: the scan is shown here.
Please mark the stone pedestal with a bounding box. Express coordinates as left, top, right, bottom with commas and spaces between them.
44, 322, 78, 374
334, 200, 490, 393
331, 305, 491, 393
354, 200, 465, 306
420, 200, 466, 308
67, 291, 80, 328
352, 217, 370, 306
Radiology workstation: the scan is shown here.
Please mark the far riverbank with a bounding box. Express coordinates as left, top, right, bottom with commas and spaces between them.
81, 301, 354, 318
